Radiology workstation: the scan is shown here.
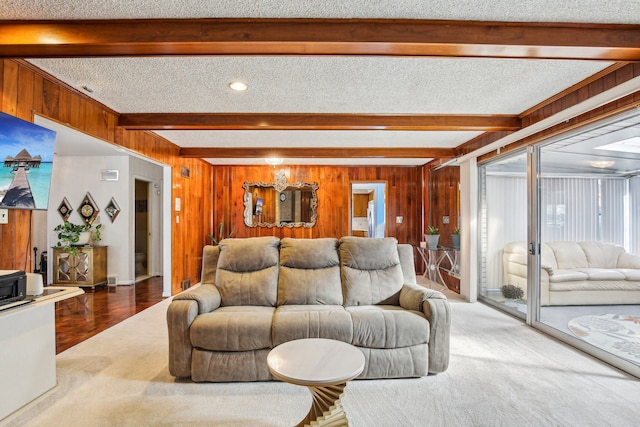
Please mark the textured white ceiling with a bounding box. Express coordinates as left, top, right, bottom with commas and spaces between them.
28, 57, 611, 115
4, 0, 640, 22
8, 1, 640, 165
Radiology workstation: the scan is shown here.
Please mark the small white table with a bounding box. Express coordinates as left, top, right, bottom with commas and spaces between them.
0, 286, 83, 421
267, 338, 365, 427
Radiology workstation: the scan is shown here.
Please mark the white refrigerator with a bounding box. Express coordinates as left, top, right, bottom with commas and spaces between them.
367, 201, 375, 238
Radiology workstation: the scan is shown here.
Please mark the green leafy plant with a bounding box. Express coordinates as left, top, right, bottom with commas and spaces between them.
453, 227, 461, 235
54, 221, 102, 256
426, 225, 439, 235
207, 222, 234, 245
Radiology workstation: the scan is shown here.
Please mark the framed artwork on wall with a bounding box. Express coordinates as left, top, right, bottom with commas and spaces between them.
78, 192, 99, 225
57, 197, 72, 221
105, 197, 121, 222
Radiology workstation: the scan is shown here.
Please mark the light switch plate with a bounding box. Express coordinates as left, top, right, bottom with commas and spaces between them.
396, 216, 403, 224
0, 209, 8, 224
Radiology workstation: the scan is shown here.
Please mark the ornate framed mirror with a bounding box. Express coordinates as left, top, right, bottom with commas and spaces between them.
243, 180, 318, 228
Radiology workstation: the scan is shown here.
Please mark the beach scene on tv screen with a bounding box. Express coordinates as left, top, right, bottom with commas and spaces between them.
0, 112, 56, 210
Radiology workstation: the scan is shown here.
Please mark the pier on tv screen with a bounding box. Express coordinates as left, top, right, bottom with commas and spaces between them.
0, 112, 57, 210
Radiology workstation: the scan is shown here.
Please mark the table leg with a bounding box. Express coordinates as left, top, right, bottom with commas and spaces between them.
296, 382, 350, 427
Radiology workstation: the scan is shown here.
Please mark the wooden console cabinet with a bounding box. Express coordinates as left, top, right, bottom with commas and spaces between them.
52, 246, 107, 288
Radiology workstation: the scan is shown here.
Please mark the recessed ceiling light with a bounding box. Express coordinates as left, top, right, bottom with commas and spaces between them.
81, 85, 94, 93
229, 81, 248, 91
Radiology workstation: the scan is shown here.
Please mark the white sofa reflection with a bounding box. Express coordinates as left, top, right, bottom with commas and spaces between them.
503, 241, 640, 306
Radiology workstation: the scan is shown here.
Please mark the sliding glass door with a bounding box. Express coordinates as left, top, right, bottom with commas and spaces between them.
479, 109, 640, 377
478, 151, 529, 319
536, 112, 640, 376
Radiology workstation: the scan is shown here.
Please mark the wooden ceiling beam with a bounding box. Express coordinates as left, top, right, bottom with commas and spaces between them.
118, 113, 521, 131
179, 147, 456, 159
1, 19, 640, 60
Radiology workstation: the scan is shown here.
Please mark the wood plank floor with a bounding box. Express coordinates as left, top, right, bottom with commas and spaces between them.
54, 276, 166, 354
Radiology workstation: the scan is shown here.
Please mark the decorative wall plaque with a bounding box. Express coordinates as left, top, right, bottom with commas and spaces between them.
77, 192, 99, 225
105, 197, 121, 223
57, 197, 72, 221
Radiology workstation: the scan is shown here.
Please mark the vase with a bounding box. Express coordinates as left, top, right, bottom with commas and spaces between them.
425, 234, 439, 250
451, 234, 460, 250
74, 231, 91, 246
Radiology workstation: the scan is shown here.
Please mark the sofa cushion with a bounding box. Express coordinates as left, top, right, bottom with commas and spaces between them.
618, 269, 640, 281
617, 252, 640, 269
340, 237, 404, 306
547, 242, 589, 269
277, 238, 342, 305
216, 237, 280, 306
190, 306, 274, 351
347, 305, 429, 349
575, 268, 626, 281
578, 241, 626, 268
550, 280, 640, 292
549, 270, 589, 282
272, 305, 353, 346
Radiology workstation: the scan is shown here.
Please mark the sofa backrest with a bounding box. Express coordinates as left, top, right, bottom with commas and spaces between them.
504, 240, 633, 273
503, 241, 557, 271
215, 236, 280, 306
339, 236, 405, 306
277, 237, 342, 305
200, 245, 221, 285
576, 241, 626, 268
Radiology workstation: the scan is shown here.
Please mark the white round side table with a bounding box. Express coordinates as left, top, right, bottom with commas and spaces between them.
267, 338, 365, 427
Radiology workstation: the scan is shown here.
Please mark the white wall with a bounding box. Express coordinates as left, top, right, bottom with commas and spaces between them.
47, 156, 131, 284
129, 156, 163, 278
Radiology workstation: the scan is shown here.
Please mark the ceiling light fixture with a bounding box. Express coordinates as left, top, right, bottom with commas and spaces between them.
265, 157, 283, 167
590, 160, 615, 169
81, 85, 94, 93
228, 81, 248, 91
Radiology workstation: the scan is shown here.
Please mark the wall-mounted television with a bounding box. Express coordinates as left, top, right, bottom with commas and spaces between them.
0, 112, 56, 210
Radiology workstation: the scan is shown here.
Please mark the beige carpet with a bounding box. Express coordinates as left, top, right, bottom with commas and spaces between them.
4, 289, 640, 427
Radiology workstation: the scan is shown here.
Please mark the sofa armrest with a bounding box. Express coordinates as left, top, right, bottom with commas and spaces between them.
173, 283, 222, 314
399, 283, 451, 374
167, 299, 198, 377
399, 282, 446, 311
167, 285, 222, 377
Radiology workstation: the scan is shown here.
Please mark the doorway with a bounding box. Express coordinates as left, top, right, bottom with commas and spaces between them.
351, 182, 386, 238
134, 179, 149, 280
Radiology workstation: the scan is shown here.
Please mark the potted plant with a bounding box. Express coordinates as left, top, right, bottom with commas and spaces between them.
425, 225, 440, 250
501, 284, 526, 310
451, 227, 461, 249
54, 221, 102, 256
207, 221, 234, 246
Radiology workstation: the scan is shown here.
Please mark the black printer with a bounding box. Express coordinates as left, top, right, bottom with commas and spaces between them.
0, 270, 26, 306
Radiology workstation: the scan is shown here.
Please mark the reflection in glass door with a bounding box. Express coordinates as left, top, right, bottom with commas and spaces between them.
536, 111, 640, 376
478, 151, 529, 319
479, 109, 640, 377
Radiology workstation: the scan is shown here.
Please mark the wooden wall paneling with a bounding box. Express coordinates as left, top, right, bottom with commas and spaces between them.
429, 166, 460, 246
212, 164, 422, 246
0, 211, 17, 270
427, 165, 461, 291
1, 59, 18, 115
16, 65, 34, 120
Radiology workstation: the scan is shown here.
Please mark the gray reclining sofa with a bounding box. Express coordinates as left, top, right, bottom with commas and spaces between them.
167, 236, 451, 382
